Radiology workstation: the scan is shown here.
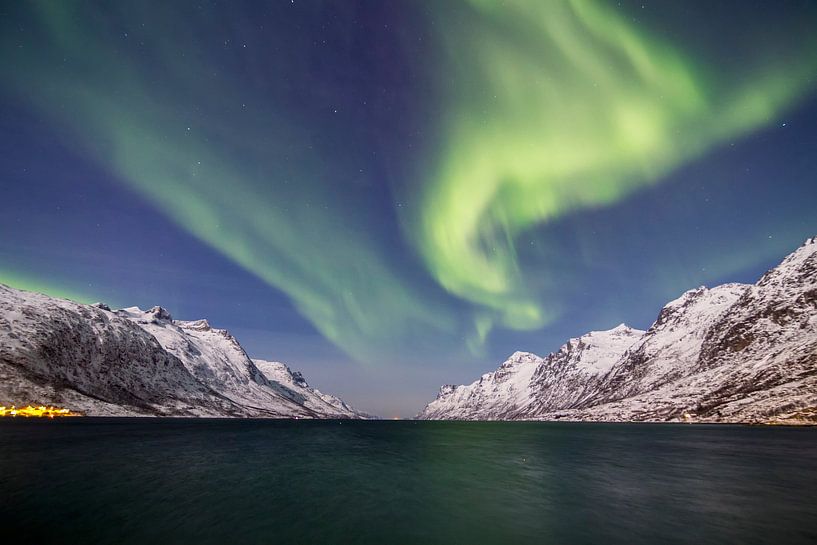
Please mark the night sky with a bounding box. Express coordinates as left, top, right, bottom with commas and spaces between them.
1, 0, 816, 417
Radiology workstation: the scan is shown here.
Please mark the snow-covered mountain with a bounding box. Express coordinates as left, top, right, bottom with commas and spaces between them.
253, 359, 370, 418
0, 287, 366, 418
419, 325, 645, 420
418, 237, 817, 424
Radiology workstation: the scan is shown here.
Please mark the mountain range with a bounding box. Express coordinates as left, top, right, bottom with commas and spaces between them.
418, 237, 817, 425
0, 287, 366, 418
2, 237, 815, 422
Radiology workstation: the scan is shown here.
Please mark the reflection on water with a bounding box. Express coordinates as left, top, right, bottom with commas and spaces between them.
1, 419, 815, 544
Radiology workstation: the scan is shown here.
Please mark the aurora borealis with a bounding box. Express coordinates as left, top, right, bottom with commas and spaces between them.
2, 1, 816, 415
409, 0, 817, 339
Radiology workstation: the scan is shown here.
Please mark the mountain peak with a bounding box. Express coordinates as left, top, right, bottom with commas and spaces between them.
507, 351, 539, 363
756, 234, 817, 288
179, 319, 211, 331
146, 306, 173, 322
590, 323, 642, 337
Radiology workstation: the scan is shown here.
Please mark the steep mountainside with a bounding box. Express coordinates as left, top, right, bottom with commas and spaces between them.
0, 286, 365, 418
253, 359, 368, 419
419, 325, 644, 420
419, 237, 817, 424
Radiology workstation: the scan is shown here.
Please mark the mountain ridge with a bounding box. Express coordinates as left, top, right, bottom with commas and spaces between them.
0, 286, 367, 418
418, 237, 817, 424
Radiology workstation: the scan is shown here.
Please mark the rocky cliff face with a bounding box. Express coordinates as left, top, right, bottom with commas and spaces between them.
0, 287, 366, 418
418, 237, 817, 424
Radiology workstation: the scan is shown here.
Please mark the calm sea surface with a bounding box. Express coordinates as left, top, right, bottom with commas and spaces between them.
1, 419, 815, 544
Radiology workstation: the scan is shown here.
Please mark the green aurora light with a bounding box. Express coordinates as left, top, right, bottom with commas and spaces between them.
406, 0, 817, 341
2, 0, 816, 361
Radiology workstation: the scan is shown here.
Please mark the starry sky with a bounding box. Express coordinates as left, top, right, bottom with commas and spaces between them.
1, 0, 816, 417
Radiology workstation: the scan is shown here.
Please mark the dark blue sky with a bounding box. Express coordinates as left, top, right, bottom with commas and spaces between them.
1, 1, 816, 416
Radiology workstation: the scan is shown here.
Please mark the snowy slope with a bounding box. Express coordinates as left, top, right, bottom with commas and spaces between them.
0, 288, 233, 416
0, 288, 366, 418
419, 237, 817, 424
588, 283, 748, 403
253, 359, 365, 418
419, 351, 544, 420
419, 325, 644, 420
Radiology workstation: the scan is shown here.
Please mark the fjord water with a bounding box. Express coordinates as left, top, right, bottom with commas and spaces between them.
1, 420, 815, 544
